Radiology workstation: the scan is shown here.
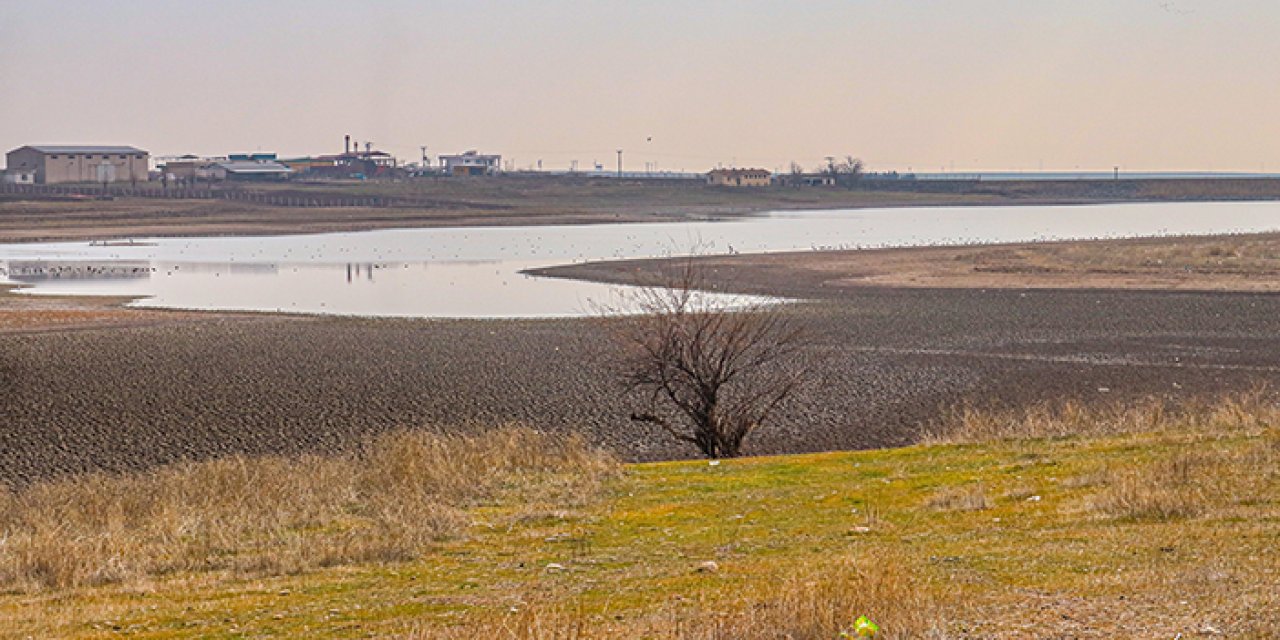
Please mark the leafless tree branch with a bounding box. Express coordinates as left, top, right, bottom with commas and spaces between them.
600, 257, 818, 458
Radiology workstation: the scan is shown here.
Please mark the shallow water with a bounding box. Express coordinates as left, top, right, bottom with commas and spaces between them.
1, 201, 1278, 318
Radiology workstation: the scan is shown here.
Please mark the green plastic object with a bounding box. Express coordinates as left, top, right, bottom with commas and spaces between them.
839, 615, 880, 638
853, 615, 880, 637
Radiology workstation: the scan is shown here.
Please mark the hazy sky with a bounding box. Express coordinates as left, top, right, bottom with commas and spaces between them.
2, 1, 1278, 173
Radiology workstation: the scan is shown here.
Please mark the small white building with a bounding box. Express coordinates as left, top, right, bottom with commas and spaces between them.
211, 160, 293, 181
2, 169, 36, 184
707, 168, 772, 187
439, 150, 501, 176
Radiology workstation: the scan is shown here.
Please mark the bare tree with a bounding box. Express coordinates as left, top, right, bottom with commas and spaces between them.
783, 161, 806, 188
841, 156, 865, 186
826, 155, 865, 188
603, 260, 816, 458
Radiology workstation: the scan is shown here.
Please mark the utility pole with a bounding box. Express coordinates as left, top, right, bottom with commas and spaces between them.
616, 149, 623, 178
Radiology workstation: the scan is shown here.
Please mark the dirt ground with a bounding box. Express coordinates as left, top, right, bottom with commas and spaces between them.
5, 231, 1280, 485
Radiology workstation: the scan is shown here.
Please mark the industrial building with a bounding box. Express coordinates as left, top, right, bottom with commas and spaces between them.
440, 151, 501, 176
211, 160, 293, 181
156, 153, 292, 182
4, 145, 149, 184
280, 157, 337, 173
328, 149, 395, 177
228, 153, 278, 162
706, 168, 772, 187
288, 137, 400, 179
157, 155, 217, 180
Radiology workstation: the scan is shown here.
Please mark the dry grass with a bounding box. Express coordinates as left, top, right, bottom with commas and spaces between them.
421, 550, 944, 639
931, 390, 1280, 524
1088, 431, 1279, 521
924, 484, 991, 512
965, 233, 1280, 282
1087, 452, 1212, 521
927, 388, 1279, 444
0, 395, 1275, 637
0, 427, 615, 591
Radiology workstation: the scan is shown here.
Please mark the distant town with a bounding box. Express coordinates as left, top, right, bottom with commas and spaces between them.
8, 138, 1280, 195
0, 135, 896, 194
2, 136, 875, 189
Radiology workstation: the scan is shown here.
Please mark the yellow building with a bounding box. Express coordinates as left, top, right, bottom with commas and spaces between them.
707, 168, 772, 187
280, 158, 337, 173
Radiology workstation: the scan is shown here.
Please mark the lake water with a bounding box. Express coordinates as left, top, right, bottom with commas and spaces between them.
1, 201, 1278, 318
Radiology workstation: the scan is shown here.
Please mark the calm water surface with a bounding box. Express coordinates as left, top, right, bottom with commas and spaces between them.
1, 202, 1278, 318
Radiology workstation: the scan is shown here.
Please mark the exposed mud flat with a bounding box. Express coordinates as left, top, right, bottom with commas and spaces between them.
4, 284, 1280, 486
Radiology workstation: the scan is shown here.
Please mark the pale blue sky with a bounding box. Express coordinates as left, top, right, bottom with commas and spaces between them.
2, 1, 1277, 172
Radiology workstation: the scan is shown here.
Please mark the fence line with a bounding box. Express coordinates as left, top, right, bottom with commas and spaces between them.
0, 183, 391, 208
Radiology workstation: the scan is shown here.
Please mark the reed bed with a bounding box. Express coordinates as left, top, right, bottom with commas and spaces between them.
0, 427, 616, 591
1087, 429, 1279, 521
927, 388, 1280, 444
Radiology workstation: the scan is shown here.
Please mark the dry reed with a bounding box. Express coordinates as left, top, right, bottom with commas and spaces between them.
0, 427, 615, 591
1087, 435, 1278, 521
927, 388, 1279, 444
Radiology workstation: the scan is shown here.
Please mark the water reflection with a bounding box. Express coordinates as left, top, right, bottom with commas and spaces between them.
1, 202, 1278, 318
3, 257, 733, 318
4, 260, 152, 280
347, 263, 390, 283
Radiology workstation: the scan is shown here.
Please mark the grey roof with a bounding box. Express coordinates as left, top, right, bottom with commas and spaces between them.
16, 145, 148, 155
216, 161, 292, 174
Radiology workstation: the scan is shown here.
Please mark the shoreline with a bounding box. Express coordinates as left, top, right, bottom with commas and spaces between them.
533, 231, 1280, 297
0, 195, 1257, 245
4, 176, 1280, 244
5, 229, 1280, 327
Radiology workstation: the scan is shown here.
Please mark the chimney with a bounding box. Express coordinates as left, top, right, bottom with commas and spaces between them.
344, 135, 350, 155
365, 141, 372, 155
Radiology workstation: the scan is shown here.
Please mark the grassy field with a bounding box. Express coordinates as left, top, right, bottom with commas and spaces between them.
0, 395, 1275, 638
